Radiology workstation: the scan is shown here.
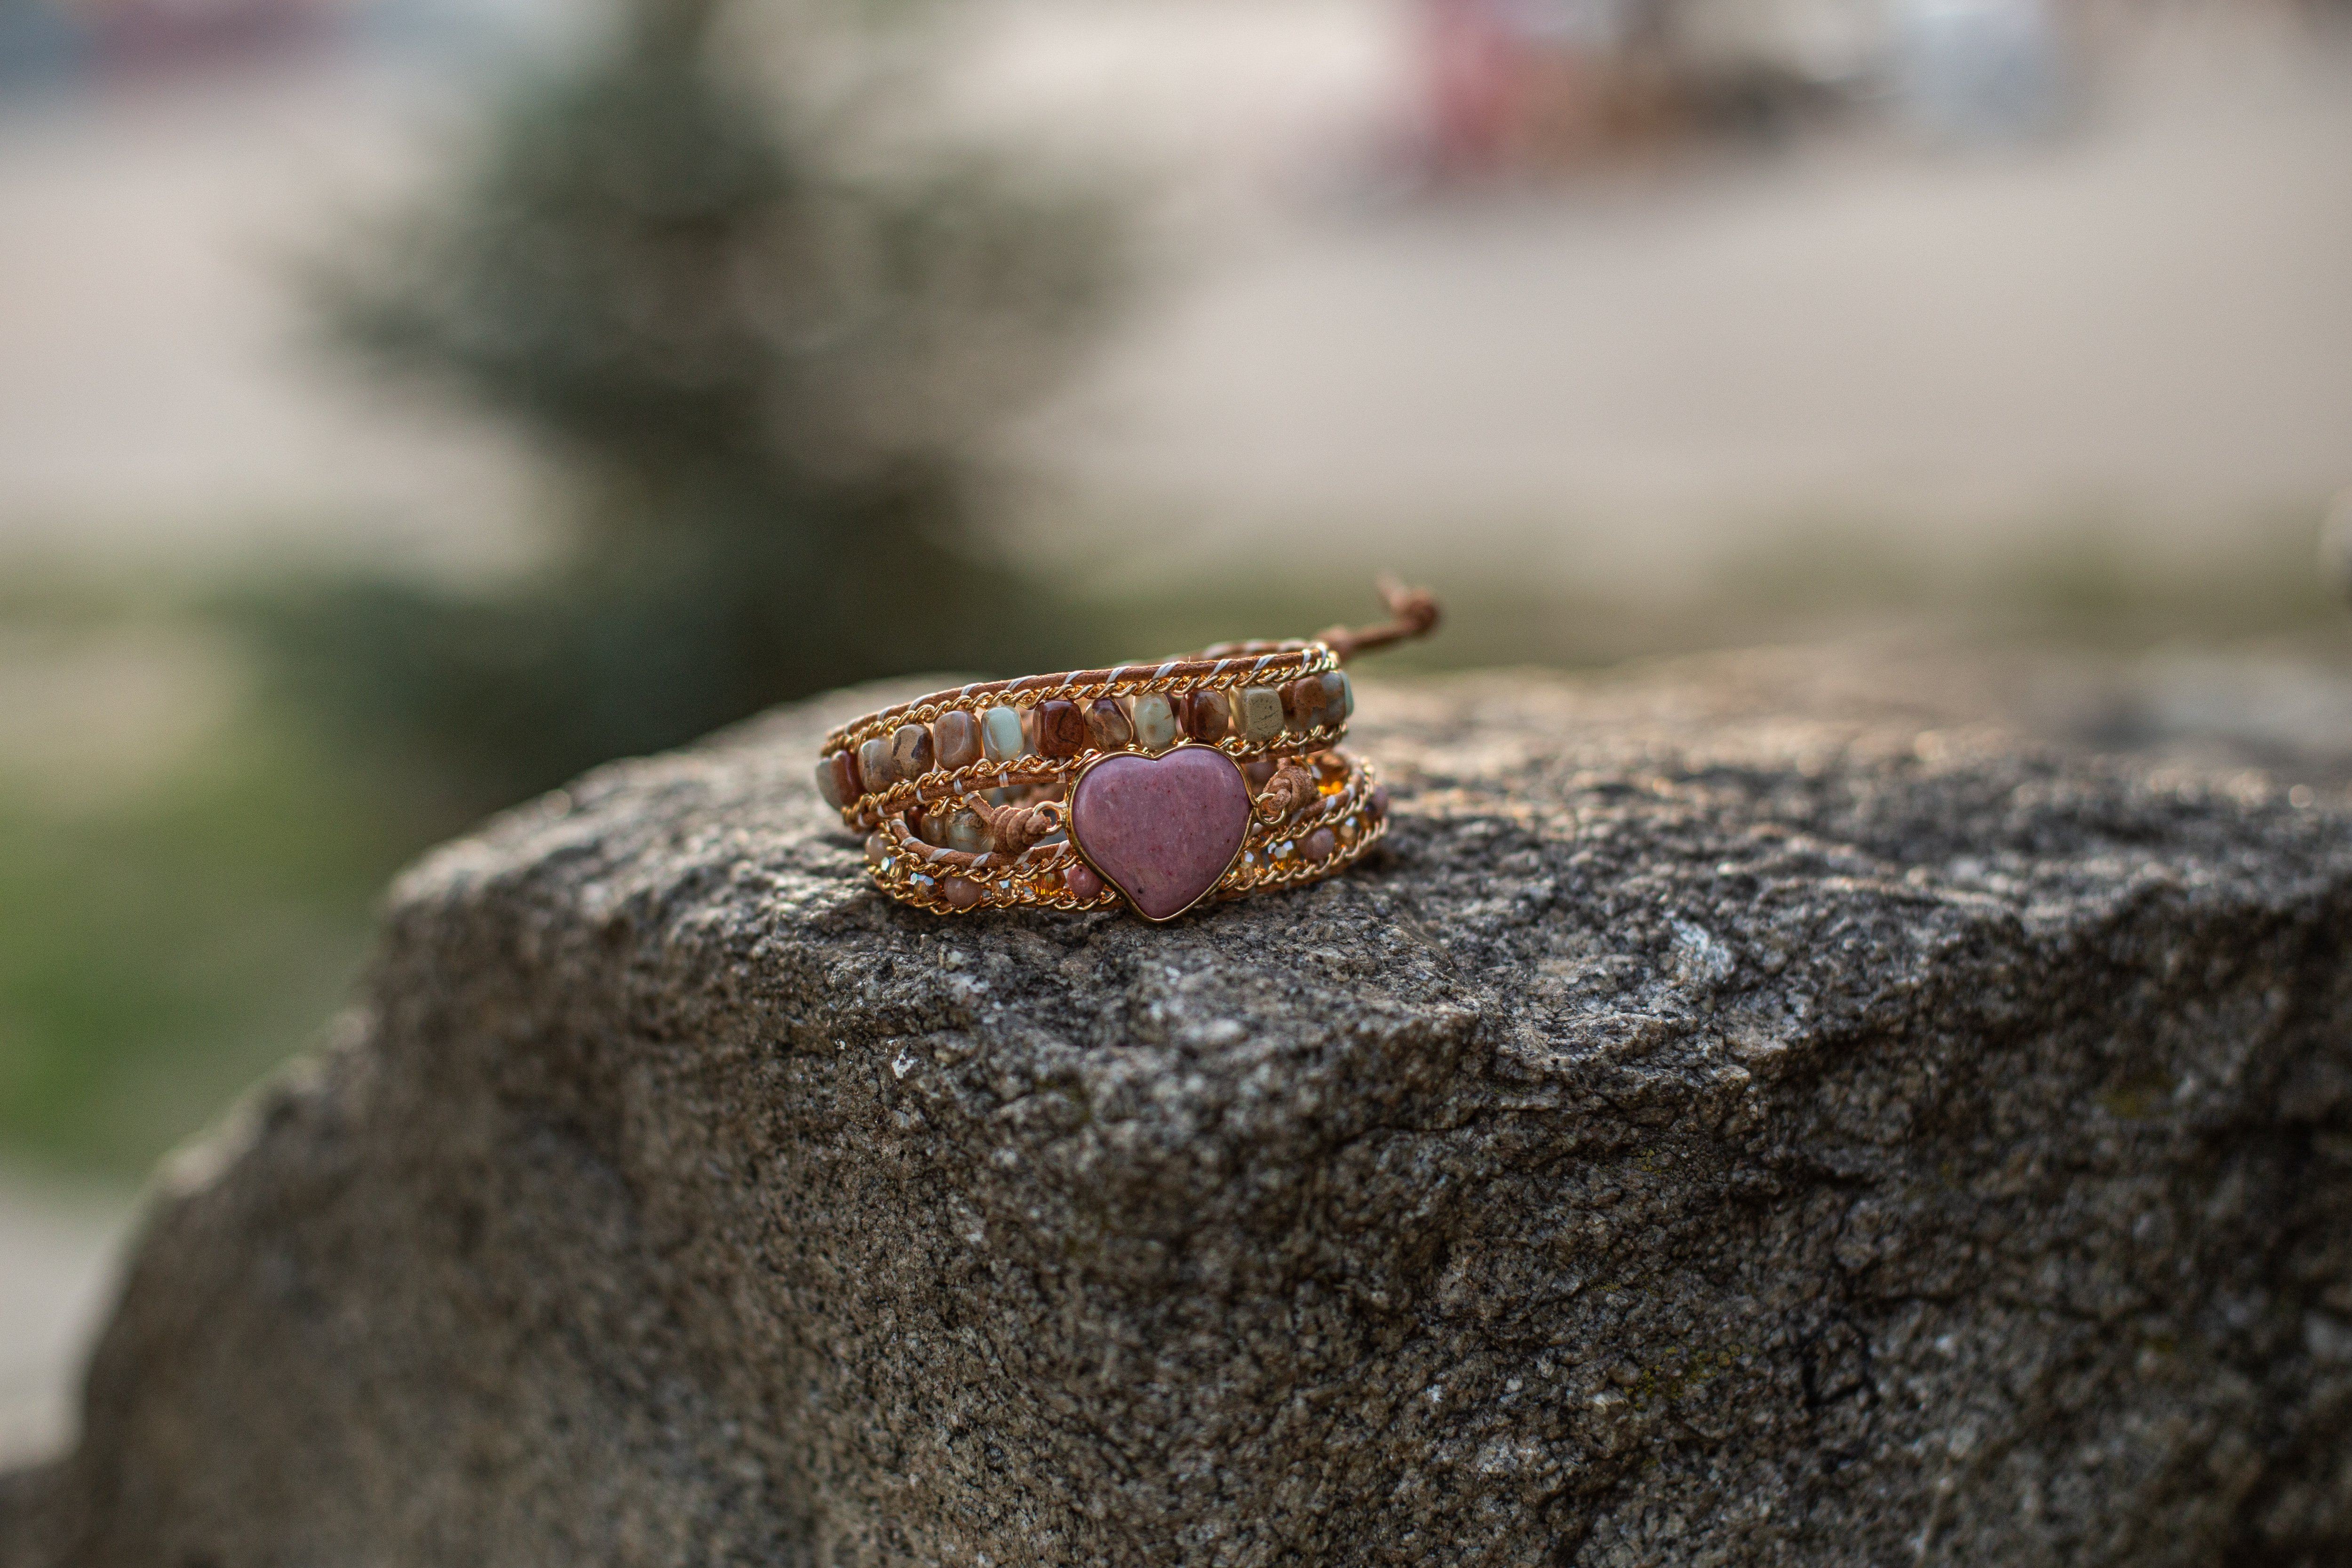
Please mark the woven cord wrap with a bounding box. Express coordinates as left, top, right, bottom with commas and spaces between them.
975, 799, 1065, 857
1254, 762, 1320, 824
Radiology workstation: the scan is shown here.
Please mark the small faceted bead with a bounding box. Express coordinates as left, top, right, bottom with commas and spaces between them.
946, 809, 991, 855
942, 876, 983, 910
1064, 862, 1104, 902
858, 736, 897, 791
890, 722, 934, 781
1184, 689, 1231, 742
933, 710, 982, 772
1236, 685, 1286, 743
1302, 826, 1337, 862
1085, 697, 1133, 751
1130, 692, 1179, 753
1035, 699, 1089, 759
980, 705, 1028, 764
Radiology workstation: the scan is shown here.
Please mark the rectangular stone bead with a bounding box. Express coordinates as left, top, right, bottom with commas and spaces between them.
858, 736, 897, 791
1183, 689, 1231, 742
1235, 685, 1286, 744
1282, 677, 1323, 730
891, 722, 934, 781
933, 709, 982, 772
1035, 699, 1089, 759
1130, 692, 1179, 753
1085, 697, 1133, 751
980, 705, 1028, 764
1321, 671, 1354, 726
946, 809, 991, 854
815, 752, 856, 809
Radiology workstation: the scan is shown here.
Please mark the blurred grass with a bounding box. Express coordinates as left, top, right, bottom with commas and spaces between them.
0, 655, 425, 1175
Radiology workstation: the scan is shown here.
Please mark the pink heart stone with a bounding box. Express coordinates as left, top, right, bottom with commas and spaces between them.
1069, 747, 1253, 921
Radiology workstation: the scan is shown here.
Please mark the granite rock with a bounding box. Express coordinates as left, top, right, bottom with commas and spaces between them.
7, 652, 2352, 1567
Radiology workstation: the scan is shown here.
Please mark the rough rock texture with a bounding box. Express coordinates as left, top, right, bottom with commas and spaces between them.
8, 652, 2352, 1567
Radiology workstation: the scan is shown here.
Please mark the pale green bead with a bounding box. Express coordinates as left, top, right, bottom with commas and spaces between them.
981, 705, 1029, 763
1236, 685, 1286, 743
1321, 671, 1354, 726
946, 809, 991, 855
1130, 692, 1179, 753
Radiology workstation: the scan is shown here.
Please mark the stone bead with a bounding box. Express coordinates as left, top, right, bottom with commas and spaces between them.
890, 723, 934, 781
941, 876, 983, 911
815, 756, 848, 810
1282, 677, 1323, 731
1243, 756, 1279, 789
1184, 690, 1231, 742
946, 809, 991, 855
858, 736, 897, 792
933, 710, 982, 772
1288, 671, 1351, 732
1128, 692, 1179, 753
1064, 862, 1104, 902
864, 832, 888, 866
1086, 698, 1133, 752
1320, 671, 1355, 727
1367, 784, 1390, 822
919, 805, 953, 845
1035, 699, 1089, 759
1302, 826, 1337, 862
980, 705, 1028, 764
1235, 685, 1286, 744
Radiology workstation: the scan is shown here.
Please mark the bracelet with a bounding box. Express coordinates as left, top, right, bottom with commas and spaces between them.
815, 581, 1437, 921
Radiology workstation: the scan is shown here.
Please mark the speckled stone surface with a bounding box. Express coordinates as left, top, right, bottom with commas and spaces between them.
7, 652, 2352, 1568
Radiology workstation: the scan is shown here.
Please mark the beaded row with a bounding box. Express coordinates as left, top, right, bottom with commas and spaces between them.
819, 641, 1341, 756
862, 750, 1391, 915
817, 664, 1355, 831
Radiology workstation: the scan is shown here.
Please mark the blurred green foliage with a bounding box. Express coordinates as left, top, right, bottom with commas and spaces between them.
258, 0, 1120, 809
0, 710, 410, 1172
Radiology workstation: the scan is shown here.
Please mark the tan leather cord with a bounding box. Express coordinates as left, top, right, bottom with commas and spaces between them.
1317, 576, 1441, 665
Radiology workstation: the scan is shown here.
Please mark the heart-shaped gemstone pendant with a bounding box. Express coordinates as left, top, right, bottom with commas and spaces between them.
1068, 745, 1253, 921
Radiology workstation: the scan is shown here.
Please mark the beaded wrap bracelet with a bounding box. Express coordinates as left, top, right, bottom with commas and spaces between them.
816, 581, 1437, 920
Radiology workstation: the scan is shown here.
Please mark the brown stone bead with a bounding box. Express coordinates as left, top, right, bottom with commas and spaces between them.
933, 709, 982, 772
1301, 826, 1337, 861
858, 736, 897, 792
941, 876, 983, 910
1282, 677, 1324, 730
1184, 689, 1231, 742
1243, 756, 1279, 789
1064, 862, 1104, 902
815, 756, 848, 810
1035, 699, 1088, 759
864, 832, 888, 866
1085, 697, 1133, 751
1367, 784, 1390, 821
890, 722, 934, 781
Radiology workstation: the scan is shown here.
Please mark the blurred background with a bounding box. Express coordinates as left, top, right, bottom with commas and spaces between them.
3, 0, 2351, 1467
